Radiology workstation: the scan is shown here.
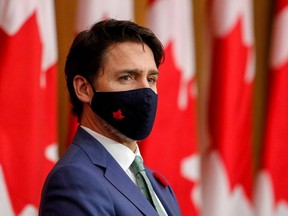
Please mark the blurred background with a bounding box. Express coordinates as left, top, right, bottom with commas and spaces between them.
1, 0, 287, 216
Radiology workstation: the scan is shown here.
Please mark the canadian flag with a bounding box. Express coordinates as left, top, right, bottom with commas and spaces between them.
0, 1, 58, 215
142, 1, 199, 215
254, 0, 288, 215
202, 0, 255, 215
66, 0, 134, 145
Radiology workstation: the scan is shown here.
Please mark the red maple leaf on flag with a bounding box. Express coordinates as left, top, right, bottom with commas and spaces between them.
113, 109, 125, 120
142, 42, 198, 215
0, 10, 57, 215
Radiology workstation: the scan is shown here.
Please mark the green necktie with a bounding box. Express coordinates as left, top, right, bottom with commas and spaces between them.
130, 156, 166, 216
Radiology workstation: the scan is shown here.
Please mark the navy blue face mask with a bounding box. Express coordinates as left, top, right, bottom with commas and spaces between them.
90, 88, 158, 140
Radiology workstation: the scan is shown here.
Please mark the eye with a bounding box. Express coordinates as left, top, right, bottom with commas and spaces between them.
119, 75, 132, 81
147, 77, 157, 84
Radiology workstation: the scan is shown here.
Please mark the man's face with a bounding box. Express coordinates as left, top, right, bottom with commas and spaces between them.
94, 41, 159, 93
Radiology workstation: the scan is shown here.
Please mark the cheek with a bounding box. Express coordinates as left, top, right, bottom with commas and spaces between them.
152, 86, 157, 94
95, 78, 114, 91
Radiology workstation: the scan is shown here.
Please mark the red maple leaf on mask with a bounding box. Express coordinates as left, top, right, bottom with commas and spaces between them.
113, 109, 125, 120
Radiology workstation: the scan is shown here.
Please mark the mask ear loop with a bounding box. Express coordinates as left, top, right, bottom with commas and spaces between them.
85, 78, 96, 106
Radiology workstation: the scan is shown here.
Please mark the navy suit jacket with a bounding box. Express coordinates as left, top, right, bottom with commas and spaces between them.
39, 127, 182, 215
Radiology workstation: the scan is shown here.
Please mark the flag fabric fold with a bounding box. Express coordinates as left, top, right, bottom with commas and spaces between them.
142, 1, 199, 215
202, 0, 255, 215
0, 0, 58, 215
254, 1, 288, 215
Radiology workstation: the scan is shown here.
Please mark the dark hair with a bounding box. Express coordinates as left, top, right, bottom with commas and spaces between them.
65, 19, 164, 120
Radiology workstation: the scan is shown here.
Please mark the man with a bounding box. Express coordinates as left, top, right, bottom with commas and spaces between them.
39, 19, 181, 216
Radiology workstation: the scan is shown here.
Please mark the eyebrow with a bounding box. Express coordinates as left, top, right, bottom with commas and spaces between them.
148, 70, 160, 76
116, 69, 159, 76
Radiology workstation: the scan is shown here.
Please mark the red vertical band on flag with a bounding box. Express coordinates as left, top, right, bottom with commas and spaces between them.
203, 0, 255, 215
0, 1, 57, 215
143, 1, 199, 215
254, 1, 288, 215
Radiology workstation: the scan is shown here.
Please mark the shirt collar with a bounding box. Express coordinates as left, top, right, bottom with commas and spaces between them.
81, 125, 142, 172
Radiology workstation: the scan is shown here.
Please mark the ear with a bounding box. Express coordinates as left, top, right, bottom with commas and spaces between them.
73, 75, 94, 103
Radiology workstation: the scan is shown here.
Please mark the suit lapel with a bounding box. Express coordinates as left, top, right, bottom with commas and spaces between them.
73, 127, 159, 216
104, 159, 159, 216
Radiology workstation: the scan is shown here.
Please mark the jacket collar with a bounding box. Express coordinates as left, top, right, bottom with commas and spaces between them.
72, 127, 160, 216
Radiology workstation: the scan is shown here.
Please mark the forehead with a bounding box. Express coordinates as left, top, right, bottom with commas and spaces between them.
103, 41, 155, 64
